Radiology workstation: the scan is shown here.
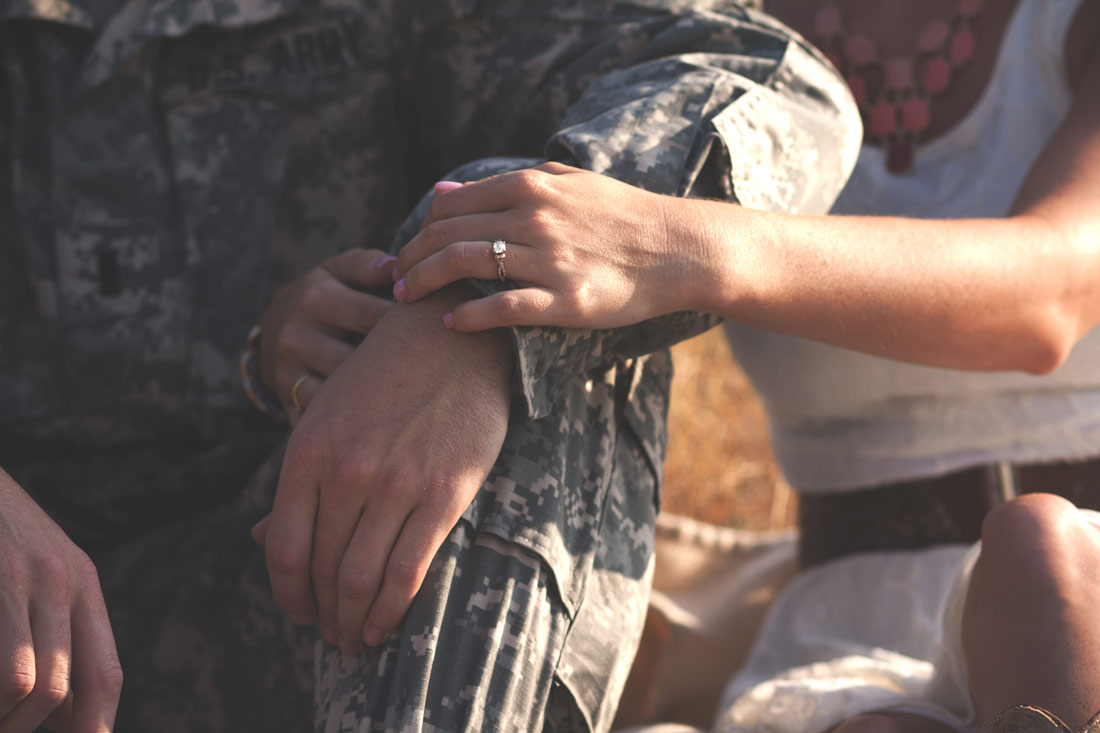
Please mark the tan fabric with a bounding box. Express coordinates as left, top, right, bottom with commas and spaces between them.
615, 515, 798, 731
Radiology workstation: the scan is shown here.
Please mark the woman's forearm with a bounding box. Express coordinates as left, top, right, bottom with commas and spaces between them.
675, 39, 1100, 374
685, 200, 1095, 374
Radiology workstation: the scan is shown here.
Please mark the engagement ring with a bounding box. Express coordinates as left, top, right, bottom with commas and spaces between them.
492, 239, 507, 281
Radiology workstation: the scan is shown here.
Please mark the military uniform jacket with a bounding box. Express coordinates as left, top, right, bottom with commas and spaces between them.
0, 0, 859, 728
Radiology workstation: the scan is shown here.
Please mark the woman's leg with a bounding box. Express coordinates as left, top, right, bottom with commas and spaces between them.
962, 493, 1100, 729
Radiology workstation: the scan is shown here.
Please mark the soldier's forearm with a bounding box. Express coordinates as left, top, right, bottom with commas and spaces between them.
365, 283, 515, 393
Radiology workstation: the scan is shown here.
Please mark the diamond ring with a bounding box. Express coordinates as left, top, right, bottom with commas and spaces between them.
492, 240, 507, 281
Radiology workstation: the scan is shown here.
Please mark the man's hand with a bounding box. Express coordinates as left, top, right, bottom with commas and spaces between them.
258, 248, 397, 422
260, 285, 514, 654
0, 470, 122, 732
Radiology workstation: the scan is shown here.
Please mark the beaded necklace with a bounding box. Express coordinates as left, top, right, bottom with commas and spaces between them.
812, 0, 985, 173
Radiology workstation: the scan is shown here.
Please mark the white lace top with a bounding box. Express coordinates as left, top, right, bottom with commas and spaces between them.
724, 0, 1099, 492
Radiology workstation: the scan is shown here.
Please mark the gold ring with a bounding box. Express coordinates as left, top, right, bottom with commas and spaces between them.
492, 240, 507, 281
291, 374, 311, 412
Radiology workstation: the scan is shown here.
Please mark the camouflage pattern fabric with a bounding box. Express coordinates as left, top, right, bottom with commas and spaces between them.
0, 0, 859, 730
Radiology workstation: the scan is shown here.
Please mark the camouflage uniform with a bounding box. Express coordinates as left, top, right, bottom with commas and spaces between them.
0, 0, 858, 731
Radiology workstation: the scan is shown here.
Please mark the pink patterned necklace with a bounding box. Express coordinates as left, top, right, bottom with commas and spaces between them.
812, 0, 984, 174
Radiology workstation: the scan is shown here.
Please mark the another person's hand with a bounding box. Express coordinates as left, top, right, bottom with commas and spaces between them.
393, 162, 723, 331
0, 469, 122, 733
258, 248, 397, 421
256, 286, 513, 654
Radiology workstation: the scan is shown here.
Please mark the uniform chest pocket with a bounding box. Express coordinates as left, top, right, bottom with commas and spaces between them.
156, 9, 411, 409
46, 7, 398, 415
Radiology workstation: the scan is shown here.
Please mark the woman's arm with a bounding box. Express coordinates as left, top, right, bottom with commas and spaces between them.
699, 29, 1100, 375
396, 23, 1100, 375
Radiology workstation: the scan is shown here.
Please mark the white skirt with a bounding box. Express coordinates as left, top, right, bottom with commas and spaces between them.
713, 510, 1100, 733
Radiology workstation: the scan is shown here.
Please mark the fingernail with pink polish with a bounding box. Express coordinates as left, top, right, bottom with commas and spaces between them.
442, 312, 455, 329
393, 278, 407, 301
434, 180, 463, 193
373, 255, 397, 270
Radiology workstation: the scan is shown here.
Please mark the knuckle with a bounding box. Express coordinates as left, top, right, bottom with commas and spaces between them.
310, 557, 338, 585
274, 325, 303, 360
386, 554, 422, 590
1, 668, 35, 705
493, 292, 523, 325
32, 552, 71, 591
94, 661, 124, 699
71, 551, 102, 592
39, 677, 70, 709
526, 206, 557, 235
511, 168, 546, 198
298, 281, 327, 313
445, 242, 471, 273
285, 427, 323, 466
374, 473, 410, 506
423, 220, 456, 252
561, 291, 587, 319
547, 248, 576, 271
420, 476, 461, 513
265, 540, 306, 577
337, 567, 376, 601
331, 454, 372, 495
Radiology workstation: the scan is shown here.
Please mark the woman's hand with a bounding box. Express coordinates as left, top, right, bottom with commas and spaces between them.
393, 162, 722, 331
259, 249, 396, 421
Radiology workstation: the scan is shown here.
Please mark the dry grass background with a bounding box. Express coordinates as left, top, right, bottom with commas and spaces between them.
662, 327, 796, 530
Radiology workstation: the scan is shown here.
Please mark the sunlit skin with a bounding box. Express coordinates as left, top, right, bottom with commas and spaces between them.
384, 1, 1100, 729
250, 250, 513, 655
394, 1, 1100, 378
236, 0, 1100, 726
0, 470, 122, 733
32, 4, 1100, 731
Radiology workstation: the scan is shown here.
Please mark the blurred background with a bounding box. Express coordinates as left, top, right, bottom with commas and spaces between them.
663, 327, 795, 530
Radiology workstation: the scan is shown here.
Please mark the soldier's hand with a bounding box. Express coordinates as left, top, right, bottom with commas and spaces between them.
259, 248, 397, 423
259, 285, 513, 653
0, 469, 122, 733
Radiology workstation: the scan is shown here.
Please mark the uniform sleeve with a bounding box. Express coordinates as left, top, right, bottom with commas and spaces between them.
394, 7, 862, 420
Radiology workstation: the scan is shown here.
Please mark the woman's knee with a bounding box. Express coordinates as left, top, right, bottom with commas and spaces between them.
978, 494, 1095, 572
963, 498, 1100, 730
968, 492, 1100, 614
